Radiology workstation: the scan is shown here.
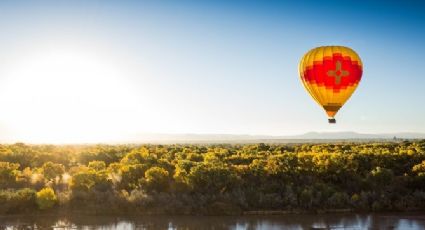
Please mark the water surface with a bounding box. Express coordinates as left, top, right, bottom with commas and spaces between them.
1, 213, 425, 229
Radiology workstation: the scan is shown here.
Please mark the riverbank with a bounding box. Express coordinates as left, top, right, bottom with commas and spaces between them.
1, 206, 424, 217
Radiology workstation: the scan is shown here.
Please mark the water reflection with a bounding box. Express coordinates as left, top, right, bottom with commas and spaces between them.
0, 213, 425, 230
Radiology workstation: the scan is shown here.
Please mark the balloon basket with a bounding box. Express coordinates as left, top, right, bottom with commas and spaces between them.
328, 118, 336, 124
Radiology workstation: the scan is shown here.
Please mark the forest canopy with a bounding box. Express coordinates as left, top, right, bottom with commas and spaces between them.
0, 140, 424, 215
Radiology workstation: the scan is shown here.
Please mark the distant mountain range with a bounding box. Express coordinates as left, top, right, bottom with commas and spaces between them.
128, 131, 425, 144
2, 131, 423, 144
294, 131, 425, 140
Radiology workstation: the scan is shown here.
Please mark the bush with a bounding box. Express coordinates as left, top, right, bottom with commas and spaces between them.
36, 187, 57, 210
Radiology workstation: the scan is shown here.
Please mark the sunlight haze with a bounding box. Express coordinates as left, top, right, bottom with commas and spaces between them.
0, 0, 424, 143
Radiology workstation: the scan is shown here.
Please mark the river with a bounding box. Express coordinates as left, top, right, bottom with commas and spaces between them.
1, 213, 425, 229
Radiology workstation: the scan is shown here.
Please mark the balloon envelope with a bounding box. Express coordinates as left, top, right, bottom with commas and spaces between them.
299, 46, 363, 123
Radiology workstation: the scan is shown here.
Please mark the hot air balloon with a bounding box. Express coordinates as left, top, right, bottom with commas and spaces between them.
299, 46, 363, 123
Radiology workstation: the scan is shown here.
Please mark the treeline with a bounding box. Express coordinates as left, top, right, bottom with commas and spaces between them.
0, 141, 425, 215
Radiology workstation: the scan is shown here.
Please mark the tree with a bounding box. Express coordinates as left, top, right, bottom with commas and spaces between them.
121, 147, 156, 165
88, 160, 106, 171
173, 160, 197, 190
70, 170, 97, 192
413, 160, 425, 176
0, 161, 19, 189
411, 160, 425, 189
36, 187, 57, 210
368, 167, 394, 189
188, 163, 240, 193
41, 162, 65, 182
119, 164, 148, 191
70, 168, 112, 192
143, 166, 169, 192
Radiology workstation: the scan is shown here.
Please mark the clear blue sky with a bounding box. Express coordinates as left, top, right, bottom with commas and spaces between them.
0, 0, 424, 142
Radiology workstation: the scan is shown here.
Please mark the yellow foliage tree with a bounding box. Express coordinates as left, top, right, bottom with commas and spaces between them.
36, 187, 57, 210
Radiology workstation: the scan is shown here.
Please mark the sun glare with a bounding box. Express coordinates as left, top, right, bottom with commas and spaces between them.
0, 45, 144, 143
